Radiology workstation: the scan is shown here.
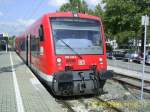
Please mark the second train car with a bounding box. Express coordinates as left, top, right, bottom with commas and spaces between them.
16, 12, 113, 96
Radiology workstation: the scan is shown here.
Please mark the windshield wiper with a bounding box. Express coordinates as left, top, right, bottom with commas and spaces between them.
59, 39, 82, 59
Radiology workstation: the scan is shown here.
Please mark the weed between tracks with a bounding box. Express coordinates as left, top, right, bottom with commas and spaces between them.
53, 79, 150, 112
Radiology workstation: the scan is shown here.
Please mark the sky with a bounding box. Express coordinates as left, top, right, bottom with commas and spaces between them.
0, 0, 103, 36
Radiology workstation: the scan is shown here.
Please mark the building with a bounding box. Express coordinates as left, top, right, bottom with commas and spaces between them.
0, 33, 9, 51
106, 39, 118, 50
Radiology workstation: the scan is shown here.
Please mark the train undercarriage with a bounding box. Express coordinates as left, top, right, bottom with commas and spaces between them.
47, 68, 113, 96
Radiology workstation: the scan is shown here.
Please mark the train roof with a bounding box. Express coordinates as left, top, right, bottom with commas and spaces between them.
17, 12, 102, 38
44, 12, 101, 21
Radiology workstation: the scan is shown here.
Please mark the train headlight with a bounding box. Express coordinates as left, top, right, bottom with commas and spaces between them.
40, 46, 44, 55
99, 58, 103, 64
56, 58, 62, 63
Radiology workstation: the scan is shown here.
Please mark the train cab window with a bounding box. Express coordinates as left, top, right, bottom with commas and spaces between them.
39, 25, 44, 41
51, 18, 103, 55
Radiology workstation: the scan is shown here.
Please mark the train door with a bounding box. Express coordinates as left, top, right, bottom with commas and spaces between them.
26, 35, 31, 65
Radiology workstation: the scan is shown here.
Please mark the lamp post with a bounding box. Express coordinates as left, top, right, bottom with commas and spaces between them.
141, 15, 149, 100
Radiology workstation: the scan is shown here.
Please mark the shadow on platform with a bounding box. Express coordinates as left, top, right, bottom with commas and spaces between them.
0, 62, 24, 74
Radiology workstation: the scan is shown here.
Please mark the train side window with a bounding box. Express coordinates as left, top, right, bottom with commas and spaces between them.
31, 35, 40, 56
39, 25, 44, 41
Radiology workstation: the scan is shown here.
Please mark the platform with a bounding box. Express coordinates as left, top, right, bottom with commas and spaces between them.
0, 51, 62, 112
108, 65, 150, 82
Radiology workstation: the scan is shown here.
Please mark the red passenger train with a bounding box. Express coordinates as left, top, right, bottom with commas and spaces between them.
15, 12, 113, 96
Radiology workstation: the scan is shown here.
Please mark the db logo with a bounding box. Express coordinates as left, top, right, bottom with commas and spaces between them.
78, 60, 85, 65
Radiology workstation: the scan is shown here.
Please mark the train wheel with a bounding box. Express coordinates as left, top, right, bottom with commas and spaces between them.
99, 79, 106, 88
97, 79, 106, 95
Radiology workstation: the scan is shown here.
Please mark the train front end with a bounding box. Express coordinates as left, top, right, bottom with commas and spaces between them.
48, 14, 113, 96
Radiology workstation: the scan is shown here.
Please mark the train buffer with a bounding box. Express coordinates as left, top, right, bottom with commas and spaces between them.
0, 51, 62, 112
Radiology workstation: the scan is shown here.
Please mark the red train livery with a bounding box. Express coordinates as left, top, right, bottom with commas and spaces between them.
15, 12, 113, 96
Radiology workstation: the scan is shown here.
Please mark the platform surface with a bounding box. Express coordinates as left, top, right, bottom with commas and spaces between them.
108, 65, 150, 82
0, 51, 62, 112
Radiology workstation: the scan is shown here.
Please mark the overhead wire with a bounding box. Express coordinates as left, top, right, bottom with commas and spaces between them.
21, 0, 36, 20
0, 0, 18, 35
1, 0, 46, 36
25, 0, 45, 19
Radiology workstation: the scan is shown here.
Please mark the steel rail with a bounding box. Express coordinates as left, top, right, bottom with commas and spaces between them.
95, 97, 123, 112
113, 73, 150, 93
57, 100, 75, 112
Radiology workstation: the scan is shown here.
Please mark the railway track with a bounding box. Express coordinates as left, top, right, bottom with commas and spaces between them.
58, 100, 75, 112
94, 97, 123, 112
112, 73, 150, 93
56, 95, 125, 112
55, 73, 150, 112
41, 71, 150, 112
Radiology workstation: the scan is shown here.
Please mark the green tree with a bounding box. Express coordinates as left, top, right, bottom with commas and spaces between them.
59, 3, 71, 12
59, 0, 150, 50
59, 0, 89, 13
102, 0, 150, 48
93, 3, 104, 18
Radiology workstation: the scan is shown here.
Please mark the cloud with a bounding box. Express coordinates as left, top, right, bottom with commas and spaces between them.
17, 19, 35, 26
86, 0, 102, 7
0, 12, 3, 16
0, 0, 14, 4
86, 0, 105, 9
0, 22, 22, 36
48, 0, 68, 7
48, 0, 104, 9
0, 19, 35, 36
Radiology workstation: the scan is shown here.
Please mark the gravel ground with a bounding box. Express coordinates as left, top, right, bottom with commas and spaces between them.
99, 79, 150, 112
56, 79, 150, 112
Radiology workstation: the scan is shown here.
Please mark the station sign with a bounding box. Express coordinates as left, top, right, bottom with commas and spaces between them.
141, 15, 149, 26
